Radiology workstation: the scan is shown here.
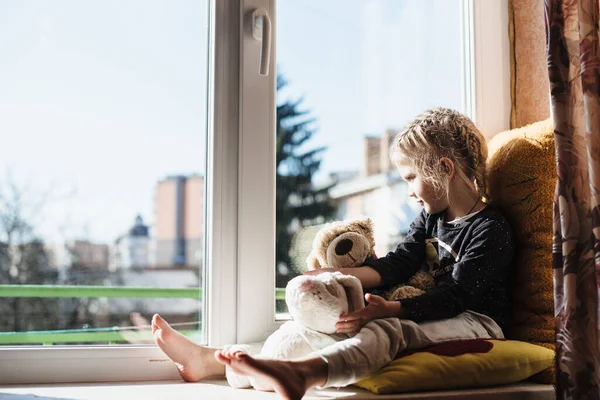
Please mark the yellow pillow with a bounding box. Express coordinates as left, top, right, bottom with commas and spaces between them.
353, 339, 554, 394
486, 119, 556, 383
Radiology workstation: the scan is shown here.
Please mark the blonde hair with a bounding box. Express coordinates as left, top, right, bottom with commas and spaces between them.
390, 107, 489, 203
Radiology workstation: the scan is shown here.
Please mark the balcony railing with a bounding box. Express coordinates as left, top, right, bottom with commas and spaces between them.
0, 285, 286, 345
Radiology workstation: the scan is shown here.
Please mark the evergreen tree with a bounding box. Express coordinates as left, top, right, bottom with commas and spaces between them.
276, 75, 335, 289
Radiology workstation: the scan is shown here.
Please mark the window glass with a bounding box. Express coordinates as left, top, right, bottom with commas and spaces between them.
0, 0, 209, 345
275, 0, 464, 313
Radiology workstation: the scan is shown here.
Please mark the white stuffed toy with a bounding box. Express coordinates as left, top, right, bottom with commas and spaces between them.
225, 271, 365, 389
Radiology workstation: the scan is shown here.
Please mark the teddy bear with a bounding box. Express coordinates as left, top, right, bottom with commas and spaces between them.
305, 216, 435, 301
224, 271, 365, 389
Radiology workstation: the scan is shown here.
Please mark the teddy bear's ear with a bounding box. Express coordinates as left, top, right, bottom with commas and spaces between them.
354, 216, 374, 232
334, 274, 365, 313
305, 222, 337, 270
347, 217, 375, 250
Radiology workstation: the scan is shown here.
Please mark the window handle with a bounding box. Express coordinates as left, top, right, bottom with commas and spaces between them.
252, 8, 272, 76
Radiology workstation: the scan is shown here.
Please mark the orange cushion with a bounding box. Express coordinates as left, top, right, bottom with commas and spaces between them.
486, 119, 556, 383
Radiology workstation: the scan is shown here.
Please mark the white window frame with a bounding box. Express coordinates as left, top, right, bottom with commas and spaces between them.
0, 0, 244, 384
236, 0, 279, 343
464, 0, 511, 138
0, 0, 510, 384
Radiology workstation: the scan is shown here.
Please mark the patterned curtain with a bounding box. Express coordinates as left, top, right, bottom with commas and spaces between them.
546, 0, 600, 398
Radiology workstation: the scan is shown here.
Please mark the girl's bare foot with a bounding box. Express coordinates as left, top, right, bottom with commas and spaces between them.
152, 314, 225, 382
215, 349, 327, 400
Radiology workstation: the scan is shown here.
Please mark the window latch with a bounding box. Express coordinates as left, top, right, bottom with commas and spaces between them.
252, 8, 272, 76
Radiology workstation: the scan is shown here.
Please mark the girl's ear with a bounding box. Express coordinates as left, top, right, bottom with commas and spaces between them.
439, 157, 456, 179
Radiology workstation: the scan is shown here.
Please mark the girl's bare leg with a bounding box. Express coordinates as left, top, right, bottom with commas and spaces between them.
215, 349, 327, 400
152, 314, 225, 382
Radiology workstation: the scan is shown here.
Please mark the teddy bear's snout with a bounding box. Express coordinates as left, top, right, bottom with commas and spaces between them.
335, 238, 353, 255
326, 232, 371, 269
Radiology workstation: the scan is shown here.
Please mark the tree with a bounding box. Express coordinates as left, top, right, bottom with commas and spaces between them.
276, 75, 335, 289
58, 242, 110, 331
0, 177, 59, 332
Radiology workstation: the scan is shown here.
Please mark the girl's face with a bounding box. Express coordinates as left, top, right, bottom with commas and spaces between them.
398, 163, 448, 215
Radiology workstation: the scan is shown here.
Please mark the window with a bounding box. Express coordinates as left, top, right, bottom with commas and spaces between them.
0, 0, 214, 383
273, 0, 511, 314
0, 0, 510, 384
0, 0, 209, 343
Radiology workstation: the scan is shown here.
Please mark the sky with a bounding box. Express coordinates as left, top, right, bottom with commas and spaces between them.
0, 0, 462, 245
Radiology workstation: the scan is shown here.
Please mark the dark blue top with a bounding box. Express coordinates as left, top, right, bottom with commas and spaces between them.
364, 205, 515, 331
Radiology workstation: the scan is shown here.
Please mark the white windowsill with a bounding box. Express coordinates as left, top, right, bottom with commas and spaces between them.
0, 380, 554, 400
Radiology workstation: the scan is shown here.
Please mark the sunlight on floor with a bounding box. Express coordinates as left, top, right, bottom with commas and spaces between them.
0, 379, 554, 400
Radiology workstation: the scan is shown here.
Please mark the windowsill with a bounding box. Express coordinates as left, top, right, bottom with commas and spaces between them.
0, 379, 555, 400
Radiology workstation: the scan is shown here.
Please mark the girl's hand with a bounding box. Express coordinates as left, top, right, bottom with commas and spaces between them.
335, 293, 401, 333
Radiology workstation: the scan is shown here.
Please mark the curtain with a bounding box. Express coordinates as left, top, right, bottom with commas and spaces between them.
510, 0, 550, 128
546, 0, 600, 398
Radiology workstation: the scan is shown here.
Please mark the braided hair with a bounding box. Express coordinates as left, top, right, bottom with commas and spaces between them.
389, 107, 490, 203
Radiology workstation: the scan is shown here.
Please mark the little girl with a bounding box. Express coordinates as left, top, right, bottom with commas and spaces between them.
152, 107, 515, 400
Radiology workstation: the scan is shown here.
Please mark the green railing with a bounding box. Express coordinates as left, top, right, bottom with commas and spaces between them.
0, 285, 201, 299
0, 285, 286, 345
0, 327, 197, 345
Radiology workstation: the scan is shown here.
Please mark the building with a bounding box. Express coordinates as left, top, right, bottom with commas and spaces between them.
109, 215, 150, 271
153, 174, 203, 267
54, 240, 110, 270
329, 130, 421, 255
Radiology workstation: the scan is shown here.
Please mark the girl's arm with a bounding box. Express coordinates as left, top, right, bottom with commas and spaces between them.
305, 211, 428, 290
304, 211, 427, 290
303, 266, 382, 290
362, 210, 428, 288
337, 266, 382, 290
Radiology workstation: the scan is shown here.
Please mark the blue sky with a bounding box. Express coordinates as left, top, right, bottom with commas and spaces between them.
0, 0, 461, 244
0, 0, 207, 243
277, 0, 462, 178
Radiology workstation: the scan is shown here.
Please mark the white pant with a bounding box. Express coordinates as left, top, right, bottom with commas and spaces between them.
315, 311, 504, 388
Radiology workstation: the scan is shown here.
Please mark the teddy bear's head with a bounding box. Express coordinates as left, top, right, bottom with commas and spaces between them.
285, 271, 364, 334
306, 216, 375, 270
